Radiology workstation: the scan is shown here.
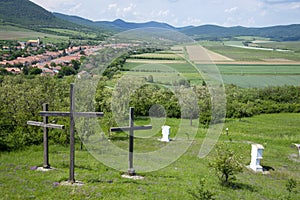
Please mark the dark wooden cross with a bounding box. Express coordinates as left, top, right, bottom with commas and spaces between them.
110, 107, 152, 176
35, 83, 103, 183
27, 103, 65, 169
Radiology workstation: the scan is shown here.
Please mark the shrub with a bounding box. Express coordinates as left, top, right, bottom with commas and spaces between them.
209, 143, 243, 186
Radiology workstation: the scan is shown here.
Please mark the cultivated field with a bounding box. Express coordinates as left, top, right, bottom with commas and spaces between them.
124, 43, 300, 88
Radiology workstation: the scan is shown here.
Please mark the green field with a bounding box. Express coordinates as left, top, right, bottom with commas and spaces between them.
256, 41, 300, 52
123, 62, 300, 88
130, 53, 184, 60
0, 25, 67, 41
41, 28, 98, 39
203, 43, 300, 61
0, 114, 299, 199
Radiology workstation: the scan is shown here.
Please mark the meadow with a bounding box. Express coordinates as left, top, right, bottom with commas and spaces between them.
123, 62, 300, 88
0, 113, 299, 199
202, 42, 300, 62
0, 25, 67, 41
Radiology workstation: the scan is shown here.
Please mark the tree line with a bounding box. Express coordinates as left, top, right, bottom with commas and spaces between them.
0, 74, 300, 151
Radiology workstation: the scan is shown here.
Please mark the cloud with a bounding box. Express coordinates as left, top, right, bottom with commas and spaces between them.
291, 2, 300, 8
123, 3, 136, 12
225, 6, 238, 13
157, 10, 171, 17
108, 3, 118, 10
263, 0, 300, 3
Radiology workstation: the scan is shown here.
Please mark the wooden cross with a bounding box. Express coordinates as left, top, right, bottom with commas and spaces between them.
27, 103, 65, 169
110, 107, 152, 176
38, 83, 104, 183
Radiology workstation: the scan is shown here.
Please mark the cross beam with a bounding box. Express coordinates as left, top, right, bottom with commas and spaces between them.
110, 107, 152, 176
27, 121, 64, 129
27, 103, 65, 169
40, 111, 103, 117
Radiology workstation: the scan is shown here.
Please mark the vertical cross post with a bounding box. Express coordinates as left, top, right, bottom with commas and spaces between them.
43, 103, 49, 168
129, 107, 135, 175
69, 83, 75, 183
110, 107, 152, 176
27, 104, 65, 169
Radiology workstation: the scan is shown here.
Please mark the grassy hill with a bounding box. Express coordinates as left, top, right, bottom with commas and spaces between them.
0, 0, 111, 40
0, 0, 69, 28
181, 24, 300, 41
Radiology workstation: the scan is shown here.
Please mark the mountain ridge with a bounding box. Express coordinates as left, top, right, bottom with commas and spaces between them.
1, 0, 300, 41
54, 12, 300, 41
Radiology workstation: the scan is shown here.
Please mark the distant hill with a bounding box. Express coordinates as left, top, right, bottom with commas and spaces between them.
0, 0, 71, 28
1, 0, 300, 41
54, 13, 177, 32
181, 24, 300, 41
54, 12, 300, 41
52, 12, 117, 33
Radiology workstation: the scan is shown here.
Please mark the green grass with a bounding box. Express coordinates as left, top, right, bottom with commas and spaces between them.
123, 62, 300, 88
0, 113, 299, 199
204, 45, 300, 61
42, 28, 98, 39
222, 75, 300, 88
217, 64, 300, 75
130, 53, 184, 60
0, 25, 67, 41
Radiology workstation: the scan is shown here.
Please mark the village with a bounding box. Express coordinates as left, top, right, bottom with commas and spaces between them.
0, 38, 105, 76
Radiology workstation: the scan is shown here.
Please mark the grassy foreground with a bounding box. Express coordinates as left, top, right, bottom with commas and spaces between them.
0, 113, 299, 199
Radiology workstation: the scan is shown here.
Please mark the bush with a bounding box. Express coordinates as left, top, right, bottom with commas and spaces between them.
209, 143, 243, 186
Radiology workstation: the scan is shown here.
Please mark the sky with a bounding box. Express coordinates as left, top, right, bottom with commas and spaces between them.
30, 0, 300, 27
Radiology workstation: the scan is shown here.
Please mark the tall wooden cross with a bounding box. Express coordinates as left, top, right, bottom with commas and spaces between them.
110, 107, 152, 176
27, 103, 65, 169
33, 83, 103, 183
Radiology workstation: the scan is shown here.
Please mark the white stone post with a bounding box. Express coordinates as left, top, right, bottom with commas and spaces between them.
250, 144, 264, 172
161, 125, 170, 142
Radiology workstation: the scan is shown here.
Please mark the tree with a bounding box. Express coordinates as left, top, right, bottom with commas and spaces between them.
176, 86, 199, 126
71, 59, 81, 71
58, 66, 76, 77
209, 143, 243, 186
29, 67, 42, 75
0, 68, 10, 75
50, 62, 56, 68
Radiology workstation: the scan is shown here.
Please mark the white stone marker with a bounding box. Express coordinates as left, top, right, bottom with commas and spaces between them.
250, 144, 264, 172
161, 125, 170, 142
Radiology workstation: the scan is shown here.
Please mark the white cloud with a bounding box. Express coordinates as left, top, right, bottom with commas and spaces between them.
108, 3, 118, 10
290, 2, 300, 9
225, 6, 238, 13
157, 10, 171, 17
123, 3, 136, 12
